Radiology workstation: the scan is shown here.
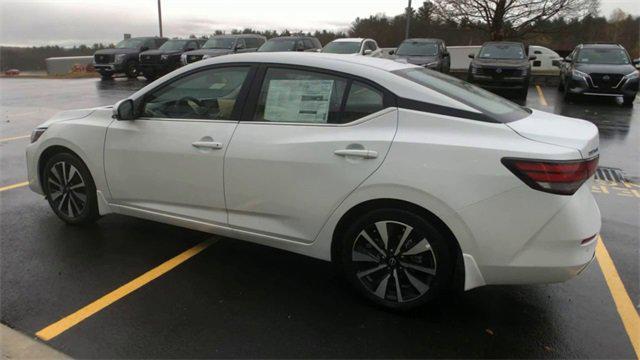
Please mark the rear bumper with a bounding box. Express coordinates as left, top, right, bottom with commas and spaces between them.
567, 77, 639, 97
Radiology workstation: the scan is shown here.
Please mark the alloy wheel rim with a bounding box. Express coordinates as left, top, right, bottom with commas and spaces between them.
351, 220, 436, 303
47, 161, 87, 218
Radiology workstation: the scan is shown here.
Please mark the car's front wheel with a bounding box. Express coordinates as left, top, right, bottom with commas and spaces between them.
125, 60, 139, 78
623, 95, 636, 107
340, 208, 452, 310
43, 152, 100, 225
99, 71, 113, 80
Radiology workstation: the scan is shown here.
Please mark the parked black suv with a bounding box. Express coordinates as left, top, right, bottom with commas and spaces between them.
138, 39, 201, 80
391, 38, 450, 73
258, 36, 322, 52
181, 34, 266, 65
467, 41, 535, 99
93, 37, 167, 80
558, 43, 639, 106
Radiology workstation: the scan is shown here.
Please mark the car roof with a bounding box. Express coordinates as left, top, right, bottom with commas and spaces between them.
332, 38, 366, 43
150, 52, 478, 112
481, 41, 524, 46
269, 36, 317, 40
211, 34, 265, 39
580, 43, 623, 49
402, 38, 443, 43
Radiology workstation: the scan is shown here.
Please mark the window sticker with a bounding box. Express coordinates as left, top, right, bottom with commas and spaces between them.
264, 79, 334, 123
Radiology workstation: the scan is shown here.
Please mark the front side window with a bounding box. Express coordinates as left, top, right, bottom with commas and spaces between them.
393, 68, 530, 122
244, 38, 260, 48
258, 39, 297, 52
576, 48, 630, 65
479, 44, 525, 60
203, 37, 235, 49
142, 67, 250, 120
366, 41, 377, 51
323, 41, 361, 54
397, 42, 438, 57
253, 68, 347, 124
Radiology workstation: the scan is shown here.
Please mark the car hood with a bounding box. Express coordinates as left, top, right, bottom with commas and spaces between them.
38, 108, 102, 128
473, 58, 529, 68
394, 56, 438, 65
184, 49, 233, 56
94, 48, 140, 55
507, 109, 599, 159
575, 63, 636, 75
140, 49, 182, 56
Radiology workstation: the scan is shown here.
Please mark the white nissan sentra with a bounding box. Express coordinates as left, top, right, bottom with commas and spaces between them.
26, 52, 600, 309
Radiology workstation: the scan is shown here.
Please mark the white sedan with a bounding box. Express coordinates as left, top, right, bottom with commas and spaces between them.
26, 52, 600, 310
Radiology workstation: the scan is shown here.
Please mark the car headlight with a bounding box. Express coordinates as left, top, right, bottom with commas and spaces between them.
30, 127, 47, 143
160, 54, 169, 61
114, 54, 127, 63
624, 70, 639, 80
572, 69, 589, 80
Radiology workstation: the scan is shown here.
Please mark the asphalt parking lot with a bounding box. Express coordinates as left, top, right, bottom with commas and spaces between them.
1, 77, 638, 358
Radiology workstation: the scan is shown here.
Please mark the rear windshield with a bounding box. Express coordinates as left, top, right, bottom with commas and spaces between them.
259, 39, 297, 52
397, 42, 438, 57
393, 68, 530, 123
577, 48, 630, 65
479, 43, 525, 60
323, 41, 361, 54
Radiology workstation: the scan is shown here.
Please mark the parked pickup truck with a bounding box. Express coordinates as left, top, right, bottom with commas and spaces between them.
93, 37, 167, 80
138, 39, 201, 80
181, 34, 266, 65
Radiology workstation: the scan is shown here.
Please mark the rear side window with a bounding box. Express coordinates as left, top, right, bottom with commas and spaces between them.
245, 38, 260, 48
303, 39, 316, 50
342, 82, 384, 123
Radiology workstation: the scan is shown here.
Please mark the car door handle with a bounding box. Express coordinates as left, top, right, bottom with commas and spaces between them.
334, 149, 378, 159
192, 141, 223, 150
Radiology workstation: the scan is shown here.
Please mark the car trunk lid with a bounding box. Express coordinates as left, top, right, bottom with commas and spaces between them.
507, 109, 599, 159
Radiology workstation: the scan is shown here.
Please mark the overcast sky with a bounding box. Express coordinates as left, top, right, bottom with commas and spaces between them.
0, 0, 638, 47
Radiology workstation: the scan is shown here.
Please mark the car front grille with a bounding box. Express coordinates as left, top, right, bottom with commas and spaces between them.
187, 55, 204, 63
94, 54, 114, 64
589, 73, 624, 89
140, 55, 161, 64
478, 67, 522, 77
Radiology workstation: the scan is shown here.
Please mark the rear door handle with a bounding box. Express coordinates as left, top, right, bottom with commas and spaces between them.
192, 141, 223, 150
334, 149, 378, 159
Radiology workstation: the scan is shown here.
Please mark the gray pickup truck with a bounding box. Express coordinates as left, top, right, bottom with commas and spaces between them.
93, 37, 168, 80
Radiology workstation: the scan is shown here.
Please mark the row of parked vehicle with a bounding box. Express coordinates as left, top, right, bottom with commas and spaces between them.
93, 35, 639, 105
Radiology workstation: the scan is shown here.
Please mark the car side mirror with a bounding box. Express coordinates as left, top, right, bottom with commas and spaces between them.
633, 58, 640, 66
552, 59, 561, 67
113, 99, 136, 121
468, 54, 475, 59
529, 55, 537, 61
235, 43, 245, 51
296, 44, 305, 52
363, 49, 372, 55
388, 50, 395, 55
564, 56, 572, 62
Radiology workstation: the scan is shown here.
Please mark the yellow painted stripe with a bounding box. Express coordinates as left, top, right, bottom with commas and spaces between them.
535, 85, 549, 107
0, 181, 29, 192
0, 134, 29, 142
36, 238, 216, 341
596, 236, 640, 358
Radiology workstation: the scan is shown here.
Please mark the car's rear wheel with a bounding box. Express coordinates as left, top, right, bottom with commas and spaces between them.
43, 152, 99, 225
340, 208, 452, 310
125, 60, 139, 78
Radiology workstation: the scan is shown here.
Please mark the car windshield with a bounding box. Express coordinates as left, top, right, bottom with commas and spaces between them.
323, 41, 361, 54
396, 42, 438, 56
576, 48, 630, 65
159, 40, 189, 51
203, 38, 235, 49
258, 39, 297, 52
393, 68, 530, 123
479, 44, 525, 59
115, 39, 144, 49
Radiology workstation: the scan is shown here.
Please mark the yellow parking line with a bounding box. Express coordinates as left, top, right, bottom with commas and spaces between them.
535, 85, 549, 107
596, 236, 640, 358
0, 134, 29, 142
0, 181, 29, 192
36, 238, 216, 341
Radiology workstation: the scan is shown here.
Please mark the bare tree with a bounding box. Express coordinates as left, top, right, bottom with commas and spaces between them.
431, 0, 600, 40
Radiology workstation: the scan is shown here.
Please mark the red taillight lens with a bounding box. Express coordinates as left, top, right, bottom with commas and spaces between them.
502, 157, 599, 195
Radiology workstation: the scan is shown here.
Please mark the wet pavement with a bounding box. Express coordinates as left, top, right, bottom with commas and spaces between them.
0, 77, 638, 358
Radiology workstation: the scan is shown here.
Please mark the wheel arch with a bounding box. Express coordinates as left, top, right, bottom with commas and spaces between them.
330, 198, 465, 292
37, 145, 85, 191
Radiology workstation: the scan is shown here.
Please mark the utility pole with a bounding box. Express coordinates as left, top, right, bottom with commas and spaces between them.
405, 0, 412, 39
157, 0, 163, 37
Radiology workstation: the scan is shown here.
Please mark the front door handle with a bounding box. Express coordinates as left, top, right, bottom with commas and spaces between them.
192, 141, 223, 150
334, 149, 378, 159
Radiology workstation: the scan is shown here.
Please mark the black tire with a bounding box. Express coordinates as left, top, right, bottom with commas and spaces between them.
623, 95, 636, 107
519, 85, 529, 100
100, 72, 113, 81
125, 60, 139, 78
563, 84, 576, 102
340, 208, 453, 310
43, 152, 100, 225
558, 76, 565, 91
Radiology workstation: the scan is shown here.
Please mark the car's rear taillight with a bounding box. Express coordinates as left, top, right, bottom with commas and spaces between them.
502, 157, 599, 195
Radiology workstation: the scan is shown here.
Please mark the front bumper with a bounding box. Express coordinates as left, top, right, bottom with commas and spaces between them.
25, 142, 43, 195
138, 62, 178, 75
470, 75, 528, 90
567, 76, 639, 97
93, 63, 125, 73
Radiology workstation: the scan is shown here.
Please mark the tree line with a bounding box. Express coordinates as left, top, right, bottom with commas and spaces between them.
1, 1, 637, 72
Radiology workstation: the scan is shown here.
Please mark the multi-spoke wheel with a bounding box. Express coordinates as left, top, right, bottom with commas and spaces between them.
43, 152, 99, 225
341, 208, 452, 310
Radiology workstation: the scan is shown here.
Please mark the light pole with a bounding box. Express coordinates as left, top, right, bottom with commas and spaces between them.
405, 0, 412, 39
157, 0, 163, 37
